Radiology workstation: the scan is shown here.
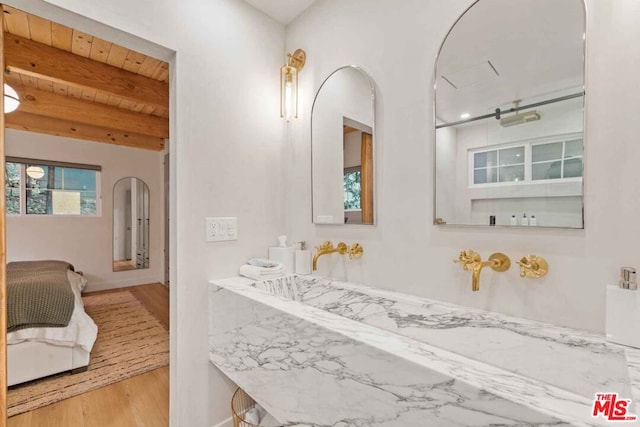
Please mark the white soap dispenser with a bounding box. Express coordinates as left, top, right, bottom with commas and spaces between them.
295, 241, 312, 275
520, 213, 529, 226
510, 215, 518, 226
529, 215, 537, 226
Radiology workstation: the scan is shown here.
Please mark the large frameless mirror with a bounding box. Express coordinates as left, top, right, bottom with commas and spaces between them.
312, 66, 375, 225
434, 0, 586, 228
113, 177, 150, 271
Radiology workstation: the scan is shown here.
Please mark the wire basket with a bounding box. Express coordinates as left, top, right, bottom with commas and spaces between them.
231, 388, 260, 427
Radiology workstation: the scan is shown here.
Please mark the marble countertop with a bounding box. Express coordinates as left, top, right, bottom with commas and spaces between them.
210, 276, 640, 426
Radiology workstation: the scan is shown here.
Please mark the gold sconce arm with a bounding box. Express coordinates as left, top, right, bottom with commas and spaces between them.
516, 255, 548, 279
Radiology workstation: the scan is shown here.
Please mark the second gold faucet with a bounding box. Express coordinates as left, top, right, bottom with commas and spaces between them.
313, 241, 363, 271
454, 250, 510, 291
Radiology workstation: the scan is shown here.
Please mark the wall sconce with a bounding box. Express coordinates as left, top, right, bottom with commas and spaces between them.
4, 83, 20, 113
280, 49, 306, 121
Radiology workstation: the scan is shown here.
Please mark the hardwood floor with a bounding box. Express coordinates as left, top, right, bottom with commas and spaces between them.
8, 283, 170, 427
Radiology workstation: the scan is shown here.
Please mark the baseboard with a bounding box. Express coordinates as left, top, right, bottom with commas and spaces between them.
84, 275, 163, 292
211, 416, 233, 427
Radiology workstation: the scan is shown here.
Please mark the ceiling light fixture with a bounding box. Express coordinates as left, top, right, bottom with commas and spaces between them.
280, 49, 306, 121
26, 166, 45, 180
460, 113, 470, 119
4, 84, 20, 113
499, 100, 541, 127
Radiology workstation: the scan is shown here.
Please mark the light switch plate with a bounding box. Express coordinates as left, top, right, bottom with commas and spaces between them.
206, 217, 238, 242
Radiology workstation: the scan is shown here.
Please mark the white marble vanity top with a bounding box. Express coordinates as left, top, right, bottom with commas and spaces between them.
210, 275, 640, 426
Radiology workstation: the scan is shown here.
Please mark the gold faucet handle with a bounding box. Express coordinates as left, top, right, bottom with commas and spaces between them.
316, 241, 334, 252
454, 249, 480, 270
348, 243, 363, 259
516, 255, 548, 279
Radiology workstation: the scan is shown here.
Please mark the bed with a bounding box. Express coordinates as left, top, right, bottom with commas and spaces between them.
6, 260, 98, 386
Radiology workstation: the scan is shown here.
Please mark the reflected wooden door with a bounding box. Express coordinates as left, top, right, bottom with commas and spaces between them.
1, 6, 9, 426
361, 132, 373, 224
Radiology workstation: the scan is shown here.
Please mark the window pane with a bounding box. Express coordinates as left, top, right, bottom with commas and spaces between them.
563, 157, 583, 178
498, 165, 525, 182
474, 167, 497, 184
52, 190, 81, 215
474, 151, 497, 169
343, 171, 361, 209
63, 168, 96, 191
532, 161, 562, 180
6, 188, 20, 215
499, 147, 524, 166
6, 162, 20, 215
6, 162, 20, 187
26, 189, 51, 214
532, 142, 562, 162
81, 192, 98, 215
565, 139, 583, 158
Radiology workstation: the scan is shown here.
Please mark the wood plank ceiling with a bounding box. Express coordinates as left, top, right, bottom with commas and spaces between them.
2, 6, 169, 151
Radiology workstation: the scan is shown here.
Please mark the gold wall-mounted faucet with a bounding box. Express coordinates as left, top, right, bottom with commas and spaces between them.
516, 255, 548, 279
312, 241, 363, 271
454, 249, 510, 291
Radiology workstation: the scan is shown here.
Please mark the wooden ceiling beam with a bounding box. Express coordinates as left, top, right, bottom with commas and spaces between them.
6, 111, 165, 151
13, 85, 169, 139
4, 33, 169, 111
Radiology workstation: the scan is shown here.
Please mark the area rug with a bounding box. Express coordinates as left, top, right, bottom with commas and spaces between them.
8, 290, 169, 417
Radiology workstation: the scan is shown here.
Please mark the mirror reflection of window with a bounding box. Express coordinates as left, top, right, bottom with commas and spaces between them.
342, 118, 373, 224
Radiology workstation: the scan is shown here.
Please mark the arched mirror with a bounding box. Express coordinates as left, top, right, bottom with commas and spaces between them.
113, 177, 150, 271
434, 0, 586, 228
312, 66, 375, 225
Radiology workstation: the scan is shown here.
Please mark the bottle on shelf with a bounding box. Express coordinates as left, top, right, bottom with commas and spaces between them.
529, 215, 537, 226
520, 213, 529, 226
510, 215, 518, 226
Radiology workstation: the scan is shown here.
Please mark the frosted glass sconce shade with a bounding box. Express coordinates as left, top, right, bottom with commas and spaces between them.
280, 49, 306, 121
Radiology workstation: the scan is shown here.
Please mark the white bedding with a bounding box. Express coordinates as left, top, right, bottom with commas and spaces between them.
7, 270, 98, 352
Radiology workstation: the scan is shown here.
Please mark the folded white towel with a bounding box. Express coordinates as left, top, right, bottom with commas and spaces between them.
239, 264, 285, 281
247, 258, 279, 268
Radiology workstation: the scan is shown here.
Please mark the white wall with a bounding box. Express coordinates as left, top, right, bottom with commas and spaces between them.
5, 0, 286, 426
5, 129, 164, 290
285, 0, 640, 335
344, 131, 361, 168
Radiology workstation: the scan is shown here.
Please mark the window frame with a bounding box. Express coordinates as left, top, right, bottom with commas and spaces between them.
6, 159, 102, 217
468, 132, 583, 188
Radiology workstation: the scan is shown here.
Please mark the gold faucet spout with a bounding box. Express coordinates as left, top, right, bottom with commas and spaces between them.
471, 261, 488, 292
455, 250, 510, 292
312, 241, 356, 271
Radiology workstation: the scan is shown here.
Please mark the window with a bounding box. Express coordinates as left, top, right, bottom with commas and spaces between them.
5, 158, 101, 216
473, 146, 525, 184
344, 167, 361, 210
532, 139, 583, 181
470, 135, 582, 186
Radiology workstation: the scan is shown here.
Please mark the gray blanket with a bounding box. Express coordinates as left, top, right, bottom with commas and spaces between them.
7, 260, 76, 332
